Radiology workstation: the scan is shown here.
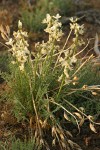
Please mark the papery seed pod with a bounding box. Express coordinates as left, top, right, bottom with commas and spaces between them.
92, 91, 97, 95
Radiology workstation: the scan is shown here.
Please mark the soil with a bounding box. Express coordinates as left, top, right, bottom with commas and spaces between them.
0, 0, 100, 150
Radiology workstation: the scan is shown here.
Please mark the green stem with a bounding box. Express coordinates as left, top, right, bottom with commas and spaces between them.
56, 74, 65, 99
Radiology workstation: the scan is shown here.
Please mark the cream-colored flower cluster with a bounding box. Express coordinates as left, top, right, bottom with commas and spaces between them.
35, 40, 60, 56
42, 14, 63, 42
58, 53, 78, 84
6, 20, 29, 71
35, 14, 62, 56
58, 54, 71, 84
58, 18, 85, 84
70, 17, 85, 49
70, 17, 84, 36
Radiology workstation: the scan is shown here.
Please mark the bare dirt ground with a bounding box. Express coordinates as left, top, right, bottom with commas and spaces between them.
0, 0, 100, 150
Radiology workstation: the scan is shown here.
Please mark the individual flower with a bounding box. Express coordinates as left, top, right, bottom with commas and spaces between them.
64, 67, 69, 78
18, 20, 22, 29
53, 14, 61, 20
11, 61, 16, 64
70, 55, 77, 65
70, 17, 78, 23
19, 63, 24, 71
42, 14, 51, 24
6, 38, 13, 46
58, 74, 63, 82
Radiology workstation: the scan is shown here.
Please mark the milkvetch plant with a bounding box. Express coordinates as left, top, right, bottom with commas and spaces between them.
0, 14, 100, 150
